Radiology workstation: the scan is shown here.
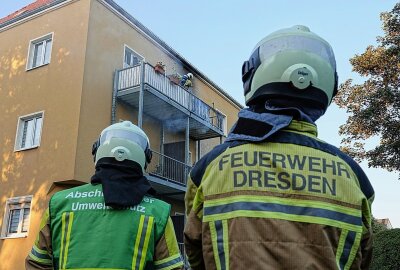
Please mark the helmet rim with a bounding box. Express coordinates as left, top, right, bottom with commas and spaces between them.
242, 25, 338, 110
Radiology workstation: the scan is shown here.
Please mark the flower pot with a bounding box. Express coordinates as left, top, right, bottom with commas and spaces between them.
154, 65, 165, 74
168, 75, 180, 85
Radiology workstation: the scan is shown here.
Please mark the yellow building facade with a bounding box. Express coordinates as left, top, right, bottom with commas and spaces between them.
0, 0, 241, 269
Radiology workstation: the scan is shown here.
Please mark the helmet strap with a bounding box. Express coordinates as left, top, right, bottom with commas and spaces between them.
242, 47, 261, 96
91, 137, 101, 162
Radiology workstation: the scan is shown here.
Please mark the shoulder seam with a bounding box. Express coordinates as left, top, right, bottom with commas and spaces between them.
190, 141, 235, 186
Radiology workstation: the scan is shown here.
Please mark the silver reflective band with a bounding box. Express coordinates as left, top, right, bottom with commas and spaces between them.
100, 129, 148, 151
259, 35, 336, 70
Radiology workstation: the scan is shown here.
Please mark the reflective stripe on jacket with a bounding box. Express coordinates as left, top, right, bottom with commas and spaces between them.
26, 183, 183, 270
184, 120, 374, 270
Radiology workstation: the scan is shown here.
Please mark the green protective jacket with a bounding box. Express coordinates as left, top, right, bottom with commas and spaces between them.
26, 183, 183, 270
184, 119, 374, 270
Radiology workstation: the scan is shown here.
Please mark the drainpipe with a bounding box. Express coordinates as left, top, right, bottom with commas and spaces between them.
111, 69, 119, 124
138, 62, 145, 128
160, 123, 165, 154
185, 117, 190, 183
196, 140, 200, 162
160, 123, 165, 173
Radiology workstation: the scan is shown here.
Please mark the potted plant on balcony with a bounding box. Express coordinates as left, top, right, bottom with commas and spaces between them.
154, 61, 166, 74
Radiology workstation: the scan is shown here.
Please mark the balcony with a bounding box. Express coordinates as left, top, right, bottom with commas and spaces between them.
113, 63, 226, 140
147, 150, 191, 185
145, 150, 191, 200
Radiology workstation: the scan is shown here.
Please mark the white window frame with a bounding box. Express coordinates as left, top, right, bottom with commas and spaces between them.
14, 111, 44, 151
26, 32, 54, 70
123, 45, 144, 68
216, 109, 228, 136
1, 195, 33, 239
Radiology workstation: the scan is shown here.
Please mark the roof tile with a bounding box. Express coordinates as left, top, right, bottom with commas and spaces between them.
0, 0, 54, 24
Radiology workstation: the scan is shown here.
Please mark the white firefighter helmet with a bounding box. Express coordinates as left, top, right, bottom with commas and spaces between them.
242, 25, 338, 112
91, 121, 152, 172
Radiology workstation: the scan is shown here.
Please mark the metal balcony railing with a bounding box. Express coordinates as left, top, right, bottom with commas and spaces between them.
146, 150, 192, 185
116, 63, 226, 133
178, 243, 190, 269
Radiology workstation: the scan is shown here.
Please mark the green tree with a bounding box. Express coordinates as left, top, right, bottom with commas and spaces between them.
334, 3, 400, 172
370, 229, 400, 270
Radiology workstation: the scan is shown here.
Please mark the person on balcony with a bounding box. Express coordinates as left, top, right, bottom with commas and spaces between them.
180, 72, 193, 88
26, 121, 183, 270
184, 25, 374, 269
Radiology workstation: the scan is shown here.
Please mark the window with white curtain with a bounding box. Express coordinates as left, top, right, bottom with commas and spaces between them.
1, 196, 32, 239
123, 45, 143, 68
215, 109, 228, 136
27, 33, 53, 70
15, 111, 44, 151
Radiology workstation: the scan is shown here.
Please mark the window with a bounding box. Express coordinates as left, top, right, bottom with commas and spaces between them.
27, 33, 53, 69
171, 214, 185, 243
123, 45, 143, 68
216, 109, 228, 136
1, 196, 32, 239
15, 111, 44, 151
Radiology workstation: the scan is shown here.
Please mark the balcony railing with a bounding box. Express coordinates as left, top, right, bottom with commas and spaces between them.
116, 63, 226, 133
178, 243, 190, 269
147, 150, 192, 185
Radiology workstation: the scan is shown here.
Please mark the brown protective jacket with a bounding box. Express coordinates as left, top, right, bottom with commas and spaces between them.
184, 120, 374, 270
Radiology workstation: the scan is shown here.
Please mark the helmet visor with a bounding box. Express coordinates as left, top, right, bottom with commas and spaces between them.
258, 35, 336, 70
100, 129, 148, 151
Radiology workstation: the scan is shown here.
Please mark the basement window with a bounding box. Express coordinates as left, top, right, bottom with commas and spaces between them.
15, 111, 44, 151
27, 33, 53, 70
1, 196, 32, 239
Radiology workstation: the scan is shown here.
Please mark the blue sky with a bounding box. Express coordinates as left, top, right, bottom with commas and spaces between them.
1, 1, 399, 227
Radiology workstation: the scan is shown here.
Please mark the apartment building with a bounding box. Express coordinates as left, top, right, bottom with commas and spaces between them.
0, 0, 242, 268
377, 218, 393, 230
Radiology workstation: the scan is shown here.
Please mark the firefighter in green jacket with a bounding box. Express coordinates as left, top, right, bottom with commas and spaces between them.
26, 121, 183, 270
184, 25, 374, 269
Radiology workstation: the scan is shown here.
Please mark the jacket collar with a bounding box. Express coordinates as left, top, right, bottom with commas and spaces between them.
283, 120, 318, 138
226, 108, 318, 143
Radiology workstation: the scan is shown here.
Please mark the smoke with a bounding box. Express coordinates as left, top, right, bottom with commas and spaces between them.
163, 118, 187, 132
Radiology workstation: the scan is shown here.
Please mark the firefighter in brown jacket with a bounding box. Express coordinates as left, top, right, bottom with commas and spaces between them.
184, 25, 374, 270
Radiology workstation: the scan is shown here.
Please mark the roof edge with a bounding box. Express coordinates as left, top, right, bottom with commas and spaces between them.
0, 0, 244, 109
102, 0, 243, 109
0, 0, 68, 29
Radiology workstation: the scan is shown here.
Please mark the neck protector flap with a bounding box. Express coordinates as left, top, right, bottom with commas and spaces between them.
91, 157, 155, 208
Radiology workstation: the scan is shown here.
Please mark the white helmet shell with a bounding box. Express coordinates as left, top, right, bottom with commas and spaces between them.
242, 25, 338, 111
93, 121, 151, 172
